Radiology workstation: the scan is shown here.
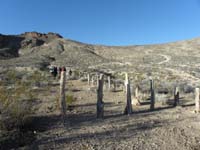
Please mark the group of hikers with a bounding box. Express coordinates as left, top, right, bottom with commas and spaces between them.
49, 65, 72, 78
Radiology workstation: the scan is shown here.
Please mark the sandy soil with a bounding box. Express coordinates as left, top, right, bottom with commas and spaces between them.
21, 79, 200, 150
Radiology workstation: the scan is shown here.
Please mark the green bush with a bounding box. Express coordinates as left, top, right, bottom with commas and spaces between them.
55, 94, 75, 111
66, 95, 75, 106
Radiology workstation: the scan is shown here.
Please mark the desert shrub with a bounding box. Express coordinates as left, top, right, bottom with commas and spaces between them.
0, 69, 42, 148
0, 100, 33, 131
139, 79, 151, 93
55, 94, 75, 108
156, 81, 174, 95
180, 83, 194, 93
68, 71, 79, 80
4, 69, 22, 84
66, 95, 75, 106
0, 80, 35, 131
0, 69, 54, 148
27, 70, 47, 87
73, 70, 80, 78
113, 72, 124, 80
79, 77, 88, 82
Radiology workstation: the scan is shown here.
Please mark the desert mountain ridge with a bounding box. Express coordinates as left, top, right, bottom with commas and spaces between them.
0, 32, 200, 74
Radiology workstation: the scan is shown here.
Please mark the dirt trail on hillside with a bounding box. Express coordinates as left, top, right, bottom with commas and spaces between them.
157, 54, 171, 65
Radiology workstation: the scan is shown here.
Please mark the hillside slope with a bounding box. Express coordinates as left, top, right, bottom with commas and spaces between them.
1, 32, 200, 79
0, 32, 108, 69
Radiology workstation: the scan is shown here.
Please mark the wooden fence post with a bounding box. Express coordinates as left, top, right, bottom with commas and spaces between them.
91, 76, 94, 86
124, 73, 128, 93
124, 80, 133, 115
60, 71, 67, 120
97, 74, 104, 118
87, 73, 90, 85
96, 74, 99, 87
108, 76, 111, 90
135, 86, 139, 99
132, 86, 140, 105
174, 87, 179, 107
195, 88, 200, 113
113, 80, 116, 92
150, 79, 155, 111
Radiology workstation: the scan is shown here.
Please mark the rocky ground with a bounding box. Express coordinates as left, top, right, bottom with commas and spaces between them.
13, 79, 200, 150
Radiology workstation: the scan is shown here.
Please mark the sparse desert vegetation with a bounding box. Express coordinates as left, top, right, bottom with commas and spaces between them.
1, 32, 200, 149
0, 69, 53, 149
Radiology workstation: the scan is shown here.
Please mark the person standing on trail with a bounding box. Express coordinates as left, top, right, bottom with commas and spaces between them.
69, 69, 72, 76
53, 66, 57, 78
57, 67, 62, 79
62, 66, 66, 72
49, 65, 54, 76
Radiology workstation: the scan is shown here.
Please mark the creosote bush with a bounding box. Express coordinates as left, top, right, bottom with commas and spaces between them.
0, 70, 49, 129
0, 73, 36, 130
55, 94, 76, 110
0, 69, 51, 148
66, 95, 75, 106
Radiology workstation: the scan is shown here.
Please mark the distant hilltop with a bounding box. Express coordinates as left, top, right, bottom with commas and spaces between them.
20, 31, 63, 39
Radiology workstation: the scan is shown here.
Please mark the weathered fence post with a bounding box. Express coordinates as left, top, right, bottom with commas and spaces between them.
132, 86, 140, 105
60, 71, 67, 121
108, 76, 111, 90
113, 80, 116, 92
124, 80, 133, 115
87, 73, 90, 85
96, 74, 99, 87
195, 88, 200, 113
91, 76, 94, 86
78, 71, 81, 79
150, 79, 155, 111
83, 72, 86, 79
124, 73, 128, 93
135, 86, 139, 99
97, 74, 104, 118
174, 87, 179, 107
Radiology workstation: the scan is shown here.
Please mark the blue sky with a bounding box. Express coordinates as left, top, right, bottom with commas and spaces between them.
1, 0, 200, 45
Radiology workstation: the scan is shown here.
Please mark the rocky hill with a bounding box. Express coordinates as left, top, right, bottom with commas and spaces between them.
0, 32, 109, 70
1, 32, 200, 81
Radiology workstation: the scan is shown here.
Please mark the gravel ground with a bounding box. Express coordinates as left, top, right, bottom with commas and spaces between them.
22, 80, 200, 150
